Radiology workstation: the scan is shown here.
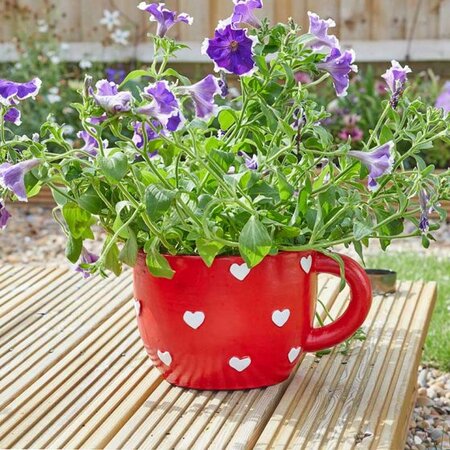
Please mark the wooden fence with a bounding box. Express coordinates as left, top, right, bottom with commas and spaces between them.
1, 0, 450, 62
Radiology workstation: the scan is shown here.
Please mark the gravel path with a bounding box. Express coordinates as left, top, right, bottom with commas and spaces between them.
1, 204, 449, 449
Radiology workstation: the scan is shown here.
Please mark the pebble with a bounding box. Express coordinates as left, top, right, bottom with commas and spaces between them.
406, 366, 450, 450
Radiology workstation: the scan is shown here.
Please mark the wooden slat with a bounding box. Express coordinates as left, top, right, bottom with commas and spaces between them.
440, 0, 450, 38
0, 265, 437, 449
340, 0, 371, 40
370, 0, 407, 40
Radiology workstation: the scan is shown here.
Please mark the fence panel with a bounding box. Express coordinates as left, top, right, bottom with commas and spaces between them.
0, 0, 449, 61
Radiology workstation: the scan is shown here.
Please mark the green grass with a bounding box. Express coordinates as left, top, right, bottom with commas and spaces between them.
366, 252, 450, 371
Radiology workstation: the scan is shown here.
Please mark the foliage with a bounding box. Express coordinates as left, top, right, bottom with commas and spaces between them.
313, 66, 450, 169
1, 6, 449, 279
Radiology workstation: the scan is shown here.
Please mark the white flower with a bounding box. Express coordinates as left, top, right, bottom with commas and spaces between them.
37, 19, 49, 33
60, 43, 70, 52
79, 59, 93, 70
47, 87, 61, 104
100, 10, 121, 31
111, 29, 130, 46
62, 125, 75, 136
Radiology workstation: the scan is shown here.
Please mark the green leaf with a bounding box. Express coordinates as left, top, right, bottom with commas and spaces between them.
146, 251, 175, 279
277, 170, 294, 201
218, 109, 237, 131
62, 202, 92, 239
196, 238, 224, 267
353, 220, 373, 241
210, 150, 234, 172
119, 69, 150, 87
103, 239, 122, 276
51, 187, 68, 207
78, 187, 105, 214
98, 152, 128, 182
162, 68, 191, 86
239, 216, 272, 267
145, 185, 176, 221
66, 235, 82, 264
119, 229, 138, 267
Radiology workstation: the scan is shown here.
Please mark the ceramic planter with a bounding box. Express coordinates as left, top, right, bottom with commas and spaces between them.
133, 251, 372, 390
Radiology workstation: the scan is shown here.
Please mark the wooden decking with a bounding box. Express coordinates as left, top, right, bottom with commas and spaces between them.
0, 264, 437, 449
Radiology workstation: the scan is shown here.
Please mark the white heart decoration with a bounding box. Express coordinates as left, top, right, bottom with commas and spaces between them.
229, 356, 251, 372
134, 299, 141, 316
230, 263, 251, 281
300, 255, 313, 274
288, 347, 301, 363
183, 311, 205, 330
272, 309, 291, 327
157, 350, 172, 366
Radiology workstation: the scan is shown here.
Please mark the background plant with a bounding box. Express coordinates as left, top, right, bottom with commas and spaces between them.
1, 1, 449, 280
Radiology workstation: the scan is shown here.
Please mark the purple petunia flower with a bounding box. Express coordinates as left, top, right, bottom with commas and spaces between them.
0, 200, 12, 230
435, 81, 450, 114
307, 11, 339, 52
348, 142, 395, 191
202, 24, 257, 76
231, 0, 263, 29
382, 60, 411, 108
0, 159, 41, 202
179, 75, 222, 120
106, 67, 126, 85
138, 2, 193, 37
0, 78, 42, 106
132, 121, 164, 150
137, 81, 185, 131
92, 80, 132, 114
77, 131, 107, 157
4, 107, 22, 126
317, 48, 357, 97
75, 247, 99, 278
238, 151, 258, 170
418, 189, 435, 233
338, 126, 364, 142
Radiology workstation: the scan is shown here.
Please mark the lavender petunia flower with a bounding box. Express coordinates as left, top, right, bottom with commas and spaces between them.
238, 151, 258, 170
92, 80, 132, 114
435, 81, 450, 114
317, 48, 357, 97
307, 11, 339, 51
77, 131, 107, 157
348, 142, 394, 191
137, 81, 185, 131
0, 159, 41, 202
338, 126, 364, 142
0, 78, 42, 106
106, 67, 126, 84
418, 189, 435, 233
382, 60, 411, 108
180, 75, 222, 120
202, 24, 257, 76
132, 121, 164, 150
138, 2, 193, 37
0, 200, 12, 230
4, 107, 22, 126
231, 0, 263, 29
75, 248, 99, 278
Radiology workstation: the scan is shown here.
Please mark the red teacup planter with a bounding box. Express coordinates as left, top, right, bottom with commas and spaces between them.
133, 251, 372, 390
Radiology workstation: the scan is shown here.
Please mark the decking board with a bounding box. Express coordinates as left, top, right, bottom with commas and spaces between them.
0, 264, 436, 449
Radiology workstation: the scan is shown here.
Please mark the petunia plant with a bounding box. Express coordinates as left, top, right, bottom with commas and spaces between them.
0, 1, 449, 279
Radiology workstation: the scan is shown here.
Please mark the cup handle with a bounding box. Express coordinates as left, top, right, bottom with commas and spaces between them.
302, 252, 372, 353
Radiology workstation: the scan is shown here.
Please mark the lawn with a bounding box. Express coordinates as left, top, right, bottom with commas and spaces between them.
367, 252, 450, 371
